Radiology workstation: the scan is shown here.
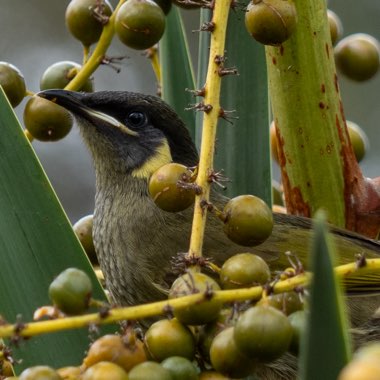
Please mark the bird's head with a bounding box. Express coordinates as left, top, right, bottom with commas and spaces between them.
38, 90, 199, 179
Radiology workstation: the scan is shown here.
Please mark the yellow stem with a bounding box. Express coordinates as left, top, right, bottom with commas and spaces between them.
65, 0, 127, 91
188, 1, 232, 259
147, 47, 161, 84
2, 259, 380, 339
83, 45, 90, 65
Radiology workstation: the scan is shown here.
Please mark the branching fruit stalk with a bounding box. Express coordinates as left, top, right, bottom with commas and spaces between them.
188, 1, 232, 259
65, 0, 127, 91
266, 0, 380, 237
1, 257, 380, 339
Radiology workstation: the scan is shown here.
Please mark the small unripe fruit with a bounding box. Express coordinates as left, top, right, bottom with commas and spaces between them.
82, 361, 128, 380
327, 9, 343, 46
288, 310, 306, 354
257, 291, 304, 315
149, 163, 195, 212
73, 215, 97, 264
169, 272, 222, 325
161, 356, 198, 380
220, 253, 270, 289
19, 366, 62, 380
40, 61, 93, 92
270, 120, 280, 164
339, 343, 380, 380
210, 327, 254, 378
222, 194, 273, 246
144, 318, 196, 361
354, 342, 380, 362
0, 360, 13, 377
115, 0, 166, 50
198, 308, 238, 362
49, 268, 92, 315
346, 120, 369, 163
234, 304, 293, 361
65, 0, 113, 46
129, 361, 172, 380
23, 96, 73, 142
338, 359, 380, 380
245, 0, 297, 46
335, 34, 380, 81
83, 334, 146, 372
0, 61, 26, 107
57, 366, 82, 379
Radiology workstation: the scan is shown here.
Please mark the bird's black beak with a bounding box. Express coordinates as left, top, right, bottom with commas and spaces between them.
38, 89, 138, 136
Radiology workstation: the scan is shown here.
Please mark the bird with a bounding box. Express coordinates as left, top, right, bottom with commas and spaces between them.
38, 89, 380, 379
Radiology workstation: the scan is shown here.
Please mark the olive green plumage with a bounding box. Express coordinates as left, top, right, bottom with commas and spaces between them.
39, 89, 380, 379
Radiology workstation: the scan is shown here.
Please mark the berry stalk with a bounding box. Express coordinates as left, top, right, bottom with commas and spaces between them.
188, 1, 232, 259
65, 0, 127, 91
1, 257, 380, 339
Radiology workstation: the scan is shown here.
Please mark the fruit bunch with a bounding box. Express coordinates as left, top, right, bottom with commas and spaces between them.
244, 1, 379, 82
0, 0, 197, 144
8, 158, 299, 379
6, 242, 305, 380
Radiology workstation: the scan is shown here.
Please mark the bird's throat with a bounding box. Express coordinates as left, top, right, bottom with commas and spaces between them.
131, 141, 172, 179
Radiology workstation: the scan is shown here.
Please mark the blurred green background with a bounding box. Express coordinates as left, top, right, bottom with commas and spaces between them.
1, 0, 379, 223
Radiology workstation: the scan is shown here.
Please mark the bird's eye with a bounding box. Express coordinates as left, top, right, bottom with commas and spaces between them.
126, 111, 147, 128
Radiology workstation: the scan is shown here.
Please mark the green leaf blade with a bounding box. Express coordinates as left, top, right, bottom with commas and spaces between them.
160, 8, 196, 140
299, 210, 351, 380
0, 88, 111, 372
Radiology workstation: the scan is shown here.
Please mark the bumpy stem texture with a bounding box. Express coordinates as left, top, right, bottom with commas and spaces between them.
188, 1, 232, 258
2, 257, 380, 339
265, 0, 380, 237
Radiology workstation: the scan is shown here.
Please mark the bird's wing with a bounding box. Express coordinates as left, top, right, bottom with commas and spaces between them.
207, 191, 380, 293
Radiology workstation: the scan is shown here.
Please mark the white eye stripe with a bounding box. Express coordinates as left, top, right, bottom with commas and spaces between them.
85, 108, 139, 136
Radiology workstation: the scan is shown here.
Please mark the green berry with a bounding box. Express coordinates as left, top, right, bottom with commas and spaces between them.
288, 310, 306, 354
335, 33, 380, 81
220, 253, 270, 289
73, 215, 97, 264
327, 9, 343, 46
347, 120, 369, 163
23, 96, 73, 142
169, 272, 222, 326
144, 318, 196, 361
19, 366, 62, 380
82, 361, 128, 380
0, 61, 26, 107
222, 195, 273, 247
161, 356, 198, 380
49, 268, 92, 315
257, 291, 304, 316
234, 304, 293, 362
148, 163, 195, 212
129, 361, 173, 380
115, 0, 166, 50
245, 0, 297, 46
210, 327, 254, 378
40, 61, 93, 92
65, 0, 113, 46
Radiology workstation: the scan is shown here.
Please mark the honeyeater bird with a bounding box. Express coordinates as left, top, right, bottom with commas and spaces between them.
39, 89, 380, 379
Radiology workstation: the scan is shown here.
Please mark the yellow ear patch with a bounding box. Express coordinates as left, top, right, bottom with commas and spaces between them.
131, 140, 172, 179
